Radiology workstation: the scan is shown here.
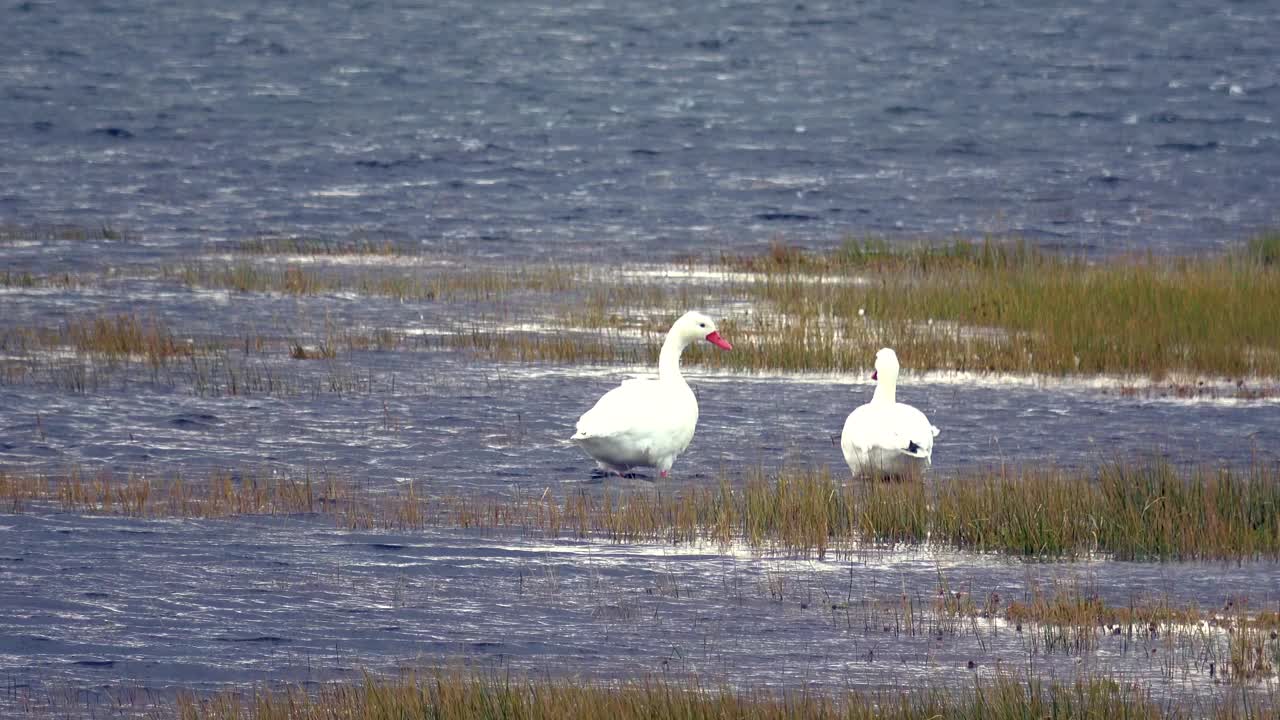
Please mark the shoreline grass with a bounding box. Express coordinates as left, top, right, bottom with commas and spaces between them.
7, 230, 1280, 381
4, 460, 1278, 561
349, 233, 1280, 380
166, 261, 578, 302
166, 670, 1273, 720
230, 234, 404, 256
721, 236, 1280, 378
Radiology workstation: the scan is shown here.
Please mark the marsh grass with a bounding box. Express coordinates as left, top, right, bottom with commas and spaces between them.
5, 461, 1276, 560
8, 230, 1280, 379
714, 237, 1280, 377
428, 461, 1280, 561
171, 670, 1269, 720
0, 466, 430, 529
996, 580, 1280, 670
0, 222, 129, 244
1, 313, 420, 397
392, 234, 1280, 381
170, 262, 579, 301
232, 235, 403, 256
66, 313, 193, 368
1, 269, 89, 288
22, 232, 1277, 380
1248, 230, 1280, 267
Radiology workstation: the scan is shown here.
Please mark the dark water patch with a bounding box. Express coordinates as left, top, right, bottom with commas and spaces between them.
89, 127, 133, 140
937, 140, 986, 156
884, 105, 929, 116
169, 413, 221, 429
1034, 110, 1120, 122
214, 636, 290, 644
72, 660, 114, 667
355, 157, 424, 170
1157, 140, 1220, 152
754, 212, 817, 222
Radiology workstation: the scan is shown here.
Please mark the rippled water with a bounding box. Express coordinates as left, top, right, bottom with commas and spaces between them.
5, 515, 1279, 706
3, 299, 1280, 713
4, 0, 1280, 715
3, 0, 1279, 260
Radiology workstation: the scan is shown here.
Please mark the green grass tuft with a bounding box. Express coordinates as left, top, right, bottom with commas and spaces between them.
170, 670, 1270, 720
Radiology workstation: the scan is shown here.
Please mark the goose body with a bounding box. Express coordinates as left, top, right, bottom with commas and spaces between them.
841, 348, 939, 479
571, 311, 731, 477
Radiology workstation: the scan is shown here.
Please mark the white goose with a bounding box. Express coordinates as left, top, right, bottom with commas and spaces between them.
841, 348, 939, 479
571, 311, 732, 478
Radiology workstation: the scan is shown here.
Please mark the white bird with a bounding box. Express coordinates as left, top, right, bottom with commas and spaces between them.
571, 311, 732, 478
840, 348, 939, 479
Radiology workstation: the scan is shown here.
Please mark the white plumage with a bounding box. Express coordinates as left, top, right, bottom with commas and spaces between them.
841, 348, 939, 479
571, 311, 732, 478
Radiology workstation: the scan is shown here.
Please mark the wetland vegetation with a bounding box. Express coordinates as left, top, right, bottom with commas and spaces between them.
5, 227, 1280, 718
9, 231, 1278, 386
165, 671, 1273, 720
4, 460, 1277, 561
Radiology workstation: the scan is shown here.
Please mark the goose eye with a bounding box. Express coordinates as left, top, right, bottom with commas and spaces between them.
698, 323, 706, 328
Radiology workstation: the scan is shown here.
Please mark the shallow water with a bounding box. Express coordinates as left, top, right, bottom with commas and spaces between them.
4, 0, 1280, 713
4, 514, 1278, 708
3, 1, 1279, 260
3, 278, 1280, 712
4, 354, 1279, 494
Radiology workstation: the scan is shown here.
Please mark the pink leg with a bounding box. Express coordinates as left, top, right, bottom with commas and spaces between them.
660, 470, 669, 479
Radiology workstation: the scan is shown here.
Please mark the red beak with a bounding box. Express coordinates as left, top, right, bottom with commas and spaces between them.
705, 331, 732, 350
872, 370, 878, 380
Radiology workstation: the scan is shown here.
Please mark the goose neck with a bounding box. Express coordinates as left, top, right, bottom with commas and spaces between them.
871, 376, 897, 404
658, 333, 689, 382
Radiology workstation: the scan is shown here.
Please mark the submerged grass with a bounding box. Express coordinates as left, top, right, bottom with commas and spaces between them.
0, 222, 130, 243
3, 461, 1277, 561
16, 231, 1278, 380
408, 234, 1280, 381
169, 261, 579, 301
0, 466, 428, 529
231, 234, 404, 256
715, 236, 1280, 378
172, 670, 1270, 720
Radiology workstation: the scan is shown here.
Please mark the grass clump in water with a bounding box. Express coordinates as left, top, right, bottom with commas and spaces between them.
716, 236, 1280, 378
426, 234, 1280, 381
171, 670, 1269, 720
232, 234, 403, 256
66, 313, 193, 368
3, 461, 1277, 561
171, 262, 579, 301
1248, 230, 1280, 266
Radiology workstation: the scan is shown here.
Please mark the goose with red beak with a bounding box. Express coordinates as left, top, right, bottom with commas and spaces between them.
571, 311, 731, 478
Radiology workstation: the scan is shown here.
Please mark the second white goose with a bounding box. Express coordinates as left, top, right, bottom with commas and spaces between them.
840, 348, 939, 479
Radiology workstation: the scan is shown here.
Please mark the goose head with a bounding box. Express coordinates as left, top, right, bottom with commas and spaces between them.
871, 347, 899, 383
670, 311, 732, 350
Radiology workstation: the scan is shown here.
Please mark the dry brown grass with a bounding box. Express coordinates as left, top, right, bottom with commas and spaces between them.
1, 466, 429, 530
377, 235, 1280, 381
4, 460, 1277, 561
170, 261, 580, 302
170, 669, 1270, 720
